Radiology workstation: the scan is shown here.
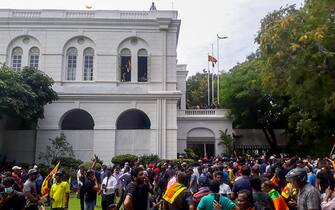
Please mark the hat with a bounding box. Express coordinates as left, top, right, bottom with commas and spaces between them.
12, 166, 22, 170
28, 169, 38, 175
148, 163, 153, 169
285, 167, 307, 182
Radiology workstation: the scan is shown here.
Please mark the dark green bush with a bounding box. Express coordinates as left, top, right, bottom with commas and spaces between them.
37, 163, 52, 177
52, 157, 83, 169
139, 154, 160, 165
79, 161, 102, 170
169, 159, 195, 165
111, 154, 138, 166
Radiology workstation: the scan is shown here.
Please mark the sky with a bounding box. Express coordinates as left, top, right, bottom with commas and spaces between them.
0, 0, 305, 76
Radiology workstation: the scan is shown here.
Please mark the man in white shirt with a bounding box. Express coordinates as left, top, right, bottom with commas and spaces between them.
101, 166, 117, 210
214, 171, 232, 198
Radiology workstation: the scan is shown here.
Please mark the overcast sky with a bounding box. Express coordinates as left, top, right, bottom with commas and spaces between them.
0, 0, 304, 75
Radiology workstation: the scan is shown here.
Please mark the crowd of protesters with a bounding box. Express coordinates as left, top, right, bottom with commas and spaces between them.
0, 154, 334, 210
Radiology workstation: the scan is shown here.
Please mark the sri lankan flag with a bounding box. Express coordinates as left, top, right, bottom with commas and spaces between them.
208, 55, 217, 67
268, 189, 289, 210
40, 162, 60, 200
163, 182, 187, 204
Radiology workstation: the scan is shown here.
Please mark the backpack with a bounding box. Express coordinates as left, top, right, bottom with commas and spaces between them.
192, 188, 211, 207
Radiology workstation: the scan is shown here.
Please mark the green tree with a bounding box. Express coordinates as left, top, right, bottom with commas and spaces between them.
0, 65, 58, 128
186, 70, 217, 108
218, 129, 235, 155
257, 0, 335, 154
38, 133, 75, 165
220, 57, 287, 153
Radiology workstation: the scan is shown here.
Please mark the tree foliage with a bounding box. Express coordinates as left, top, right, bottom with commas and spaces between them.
220, 57, 287, 153
218, 129, 235, 155
186, 70, 217, 108
38, 133, 75, 165
0, 65, 58, 127
256, 0, 335, 154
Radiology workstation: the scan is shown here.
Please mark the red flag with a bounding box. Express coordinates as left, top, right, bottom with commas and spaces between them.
208, 55, 217, 63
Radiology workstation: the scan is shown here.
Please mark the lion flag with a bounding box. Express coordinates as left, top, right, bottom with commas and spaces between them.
40, 162, 60, 200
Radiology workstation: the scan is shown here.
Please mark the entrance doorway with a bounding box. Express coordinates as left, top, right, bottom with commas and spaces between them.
186, 128, 215, 158
187, 142, 214, 158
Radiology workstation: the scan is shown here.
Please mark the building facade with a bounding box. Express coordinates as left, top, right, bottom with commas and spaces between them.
0, 9, 232, 163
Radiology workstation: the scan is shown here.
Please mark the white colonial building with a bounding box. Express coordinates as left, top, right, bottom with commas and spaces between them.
0, 8, 232, 163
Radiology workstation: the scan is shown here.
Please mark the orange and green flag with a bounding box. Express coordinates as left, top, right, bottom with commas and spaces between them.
163, 182, 186, 204
40, 162, 60, 200
268, 189, 289, 210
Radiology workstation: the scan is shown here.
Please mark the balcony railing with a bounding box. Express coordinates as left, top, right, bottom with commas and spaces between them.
178, 109, 228, 117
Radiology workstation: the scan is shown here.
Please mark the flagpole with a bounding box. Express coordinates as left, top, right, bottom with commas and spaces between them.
217, 34, 228, 106
207, 54, 210, 107
217, 35, 220, 105
211, 43, 214, 106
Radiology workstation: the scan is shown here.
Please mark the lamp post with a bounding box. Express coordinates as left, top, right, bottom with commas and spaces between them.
217, 34, 228, 105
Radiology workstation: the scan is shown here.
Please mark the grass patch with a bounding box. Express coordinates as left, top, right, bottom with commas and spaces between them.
45, 193, 102, 210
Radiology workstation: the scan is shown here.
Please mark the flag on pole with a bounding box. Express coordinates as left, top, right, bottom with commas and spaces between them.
208, 55, 217, 63
208, 55, 217, 67
40, 162, 60, 200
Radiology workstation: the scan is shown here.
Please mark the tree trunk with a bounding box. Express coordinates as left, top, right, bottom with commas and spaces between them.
262, 128, 279, 155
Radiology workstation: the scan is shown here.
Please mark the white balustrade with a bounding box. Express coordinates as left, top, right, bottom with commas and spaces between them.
11, 10, 41, 18
178, 109, 227, 117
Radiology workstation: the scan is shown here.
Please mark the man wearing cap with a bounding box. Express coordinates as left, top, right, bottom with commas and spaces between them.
23, 169, 41, 210
285, 167, 321, 210
49, 170, 70, 210
12, 166, 23, 191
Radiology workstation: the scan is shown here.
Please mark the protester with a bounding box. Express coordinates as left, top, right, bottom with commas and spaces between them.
0, 177, 26, 210
197, 180, 236, 210
163, 171, 193, 210
49, 170, 70, 210
101, 166, 117, 210
124, 167, 151, 210
23, 169, 41, 210
84, 169, 99, 210
286, 167, 321, 210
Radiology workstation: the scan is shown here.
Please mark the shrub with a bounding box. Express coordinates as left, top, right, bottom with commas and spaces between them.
169, 159, 195, 165
111, 154, 138, 166
79, 161, 102, 171
38, 133, 75, 165
37, 163, 52, 177
139, 154, 160, 165
52, 157, 83, 170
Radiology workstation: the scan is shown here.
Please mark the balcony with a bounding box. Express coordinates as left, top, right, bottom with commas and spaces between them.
177, 109, 229, 119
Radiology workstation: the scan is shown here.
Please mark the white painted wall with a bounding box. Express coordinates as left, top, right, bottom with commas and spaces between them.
177, 118, 233, 155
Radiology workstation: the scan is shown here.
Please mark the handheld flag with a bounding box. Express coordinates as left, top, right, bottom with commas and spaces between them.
40, 162, 60, 200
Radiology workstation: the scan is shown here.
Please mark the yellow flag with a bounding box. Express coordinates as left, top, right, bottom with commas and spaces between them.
40, 162, 60, 200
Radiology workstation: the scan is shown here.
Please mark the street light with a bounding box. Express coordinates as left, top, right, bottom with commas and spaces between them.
217, 34, 228, 105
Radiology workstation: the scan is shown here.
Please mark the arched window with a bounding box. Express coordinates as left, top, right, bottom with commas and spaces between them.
83, 47, 94, 81
61, 109, 94, 130
116, 109, 151, 129
11, 47, 23, 71
138, 49, 148, 82
29, 47, 40, 69
120, 48, 131, 82
66, 47, 77, 80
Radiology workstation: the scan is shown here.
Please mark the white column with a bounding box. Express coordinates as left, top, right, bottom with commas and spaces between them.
162, 31, 167, 91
